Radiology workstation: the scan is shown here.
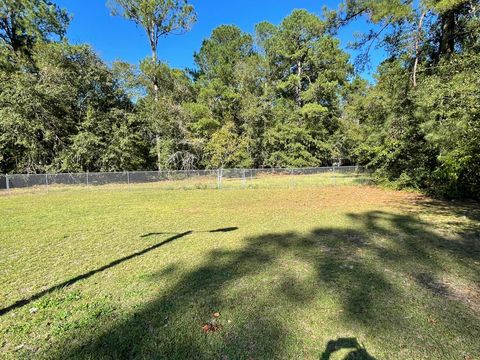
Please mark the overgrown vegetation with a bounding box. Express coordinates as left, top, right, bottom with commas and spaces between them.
1, 0, 479, 199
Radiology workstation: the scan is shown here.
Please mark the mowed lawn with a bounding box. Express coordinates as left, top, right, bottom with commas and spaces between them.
0, 184, 479, 359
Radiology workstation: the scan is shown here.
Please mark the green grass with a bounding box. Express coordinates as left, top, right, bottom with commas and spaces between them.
0, 183, 479, 359
5, 171, 371, 194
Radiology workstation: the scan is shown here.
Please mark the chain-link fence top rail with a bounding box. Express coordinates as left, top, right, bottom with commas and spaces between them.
0, 166, 370, 191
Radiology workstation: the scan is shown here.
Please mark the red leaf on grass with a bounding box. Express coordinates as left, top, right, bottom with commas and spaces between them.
202, 322, 222, 333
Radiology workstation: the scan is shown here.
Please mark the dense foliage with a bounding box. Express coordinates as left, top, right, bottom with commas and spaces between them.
338, 0, 480, 198
0, 0, 479, 198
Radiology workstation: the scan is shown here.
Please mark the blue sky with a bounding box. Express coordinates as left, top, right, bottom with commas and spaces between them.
56, 0, 384, 79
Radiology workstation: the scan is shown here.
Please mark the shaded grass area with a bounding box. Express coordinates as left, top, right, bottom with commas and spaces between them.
0, 186, 479, 359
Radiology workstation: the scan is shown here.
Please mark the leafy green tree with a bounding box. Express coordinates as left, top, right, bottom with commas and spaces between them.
257, 10, 328, 106
205, 122, 252, 169
264, 122, 325, 168
109, 0, 196, 65
193, 25, 255, 126
136, 61, 199, 169
335, 0, 480, 198
332, 0, 479, 78
234, 54, 271, 167
0, 0, 69, 55
347, 61, 437, 188
255, 10, 353, 167
110, 0, 196, 169
415, 53, 480, 198
190, 25, 263, 167
194, 25, 253, 85
0, 42, 143, 173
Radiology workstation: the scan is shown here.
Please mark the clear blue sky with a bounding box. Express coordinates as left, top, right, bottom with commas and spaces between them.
56, 0, 383, 79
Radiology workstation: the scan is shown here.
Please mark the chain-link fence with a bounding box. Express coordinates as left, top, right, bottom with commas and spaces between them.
0, 166, 371, 193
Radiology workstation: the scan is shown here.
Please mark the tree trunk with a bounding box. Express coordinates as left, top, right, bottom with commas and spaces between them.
439, 10, 455, 57
296, 61, 302, 107
413, 11, 426, 87
151, 44, 160, 101
155, 134, 162, 170
149, 37, 162, 170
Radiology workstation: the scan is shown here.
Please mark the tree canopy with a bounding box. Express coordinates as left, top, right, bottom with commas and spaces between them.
1, 1, 479, 199
0, 0, 69, 55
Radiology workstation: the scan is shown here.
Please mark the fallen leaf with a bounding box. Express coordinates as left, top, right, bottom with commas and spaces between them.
202, 322, 222, 333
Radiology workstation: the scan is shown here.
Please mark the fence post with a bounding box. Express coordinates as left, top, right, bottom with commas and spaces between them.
290, 168, 294, 188
216, 168, 223, 189
332, 165, 336, 186
6, 174, 10, 195
126, 171, 130, 186
45, 174, 49, 193
86, 171, 89, 187
242, 169, 246, 189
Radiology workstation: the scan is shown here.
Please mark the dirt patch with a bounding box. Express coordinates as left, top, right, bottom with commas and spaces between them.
414, 272, 480, 313
250, 186, 420, 212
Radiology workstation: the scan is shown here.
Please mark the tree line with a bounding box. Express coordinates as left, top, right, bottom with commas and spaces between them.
0, 0, 479, 199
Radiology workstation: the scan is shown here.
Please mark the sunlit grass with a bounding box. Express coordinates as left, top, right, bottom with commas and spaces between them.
2, 170, 371, 195
0, 184, 479, 359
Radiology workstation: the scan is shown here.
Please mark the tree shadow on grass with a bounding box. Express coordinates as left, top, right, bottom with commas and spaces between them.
51, 210, 480, 359
140, 227, 239, 238
413, 197, 480, 222
0, 232, 193, 317
1, 227, 242, 317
